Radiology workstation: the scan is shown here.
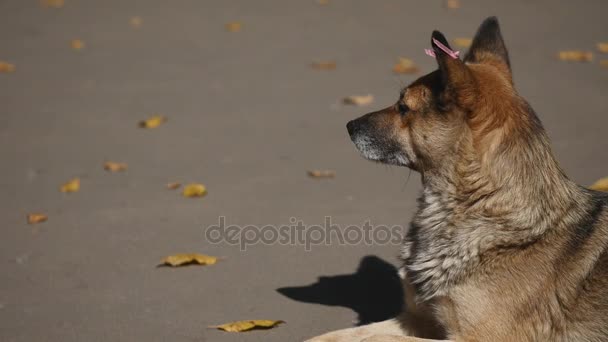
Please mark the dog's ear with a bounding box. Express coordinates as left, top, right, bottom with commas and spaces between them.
431, 30, 476, 109
464, 17, 511, 77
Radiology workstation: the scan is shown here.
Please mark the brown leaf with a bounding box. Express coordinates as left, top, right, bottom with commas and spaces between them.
210, 320, 285, 332
41, 0, 64, 8
446, 0, 460, 9
182, 183, 207, 198
60, 178, 80, 193
393, 58, 419, 74
166, 182, 181, 190
160, 253, 218, 267
453, 38, 472, 48
71, 39, 84, 51
557, 51, 593, 62
0, 61, 15, 73
130, 16, 143, 29
104, 162, 128, 172
307, 170, 336, 179
317, 0, 329, 5
310, 61, 337, 70
590, 177, 608, 192
27, 213, 48, 224
138, 115, 167, 129
597, 43, 608, 53
225, 22, 242, 32
343, 94, 374, 106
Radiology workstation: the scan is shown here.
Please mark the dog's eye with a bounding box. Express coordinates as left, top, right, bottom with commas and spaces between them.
397, 102, 410, 115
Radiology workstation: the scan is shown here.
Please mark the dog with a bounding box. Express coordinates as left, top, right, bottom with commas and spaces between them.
307, 17, 608, 342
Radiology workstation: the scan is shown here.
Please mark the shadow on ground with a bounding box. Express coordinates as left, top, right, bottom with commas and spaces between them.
277, 255, 404, 325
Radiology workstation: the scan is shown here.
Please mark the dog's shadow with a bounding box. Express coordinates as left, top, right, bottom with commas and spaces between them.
277, 255, 404, 325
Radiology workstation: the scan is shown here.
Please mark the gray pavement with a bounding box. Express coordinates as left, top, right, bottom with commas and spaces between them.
0, 0, 607, 341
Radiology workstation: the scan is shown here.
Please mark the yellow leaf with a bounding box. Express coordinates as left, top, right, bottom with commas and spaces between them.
307, 170, 336, 179
60, 178, 80, 193
139, 115, 167, 129
210, 320, 285, 332
310, 61, 336, 70
27, 213, 48, 224
557, 51, 593, 62
41, 0, 64, 8
182, 183, 207, 198
130, 16, 143, 29
225, 22, 242, 32
71, 39, 84, 51
597, 43, 608, 53
393, 58, 419, 74
160, 253, 218, 267
0, 61, 15, 73
104, 161, 128, 172
453, 38, 472, 48
590, 177, 608, 191
446, 0, 460, 9
343, 94, 374, 106
167, 182, 181, 190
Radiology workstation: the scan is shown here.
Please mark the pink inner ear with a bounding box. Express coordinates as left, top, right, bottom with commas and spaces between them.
425, 38, 460, 59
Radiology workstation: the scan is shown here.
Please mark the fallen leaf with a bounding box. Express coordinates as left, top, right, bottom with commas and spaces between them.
27, 213, 48, 224
130, 16, 143, 29
0, 61, 15, 73
167, 182, 181, 190
446, 0, 460, 9
182, 183, 207, 198
600, 60, 608, 68
597, 43, 608, 53
557, 51, 593, 62
393, 58, 419, 74
317, 0, 329, 5
343, 94, 374, 106
307, 170, 336, 179
310, 61, 336, 70
41, 0, 64, 8
590, 177, 608, 191
71, 39, 84, 51
60, 178, 80, 193
160, 253, 218, 267
453, 38, 472, 48
210, 320, 285, 332
104, 162, 128, 172
225, 22, 242, 32
139, 115, 167, 129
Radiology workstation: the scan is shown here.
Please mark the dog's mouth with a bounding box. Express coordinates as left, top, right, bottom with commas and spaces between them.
349, 134, 409, 167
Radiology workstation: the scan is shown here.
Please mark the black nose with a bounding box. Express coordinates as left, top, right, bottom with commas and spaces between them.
346, 120, 357, 136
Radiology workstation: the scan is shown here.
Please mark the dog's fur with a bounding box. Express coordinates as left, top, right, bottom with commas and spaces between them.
307, 17, 608, 342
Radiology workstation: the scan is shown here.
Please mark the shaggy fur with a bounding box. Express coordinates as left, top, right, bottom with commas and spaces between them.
307, 17, 608, 342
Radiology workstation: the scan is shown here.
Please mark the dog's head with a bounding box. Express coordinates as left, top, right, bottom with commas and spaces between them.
347, 17, 521, 173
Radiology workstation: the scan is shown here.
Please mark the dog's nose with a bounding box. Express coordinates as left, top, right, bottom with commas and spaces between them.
346, 120, 357, 136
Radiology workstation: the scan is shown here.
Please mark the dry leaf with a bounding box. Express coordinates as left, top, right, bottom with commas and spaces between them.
167, 182, 181, 190
597, 43, 608, 53
160, 253, 218, 267
27, 213, 48, 224
446, 0, 460, 9
307, 170, 336, 179
210, 320, 285, 332
343, 94, 374, 106
317, 0, 329, 5
393, 58, 419, 74
104, 162, 128, 172
60, 178, 80, 193
182, 183, 207, 198
453, 38, 472, 48
139, 115, 167, 129
130, 16, 143, 29
590, 177, 608, 191
225, 22, 242, 32
557, 51, 593, 62
71, 39, 84, 51
0, 61, 15, 73
600, 60, 608, 68
41, 0, 64, 8
311, 61, 336, 70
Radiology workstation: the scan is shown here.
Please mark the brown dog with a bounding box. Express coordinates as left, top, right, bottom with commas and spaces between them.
307, 17, 608, 342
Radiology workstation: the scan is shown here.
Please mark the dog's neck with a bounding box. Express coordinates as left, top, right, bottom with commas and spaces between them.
402, 113, 589, 301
